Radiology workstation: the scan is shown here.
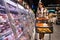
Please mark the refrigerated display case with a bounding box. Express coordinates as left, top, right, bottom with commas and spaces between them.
0, 5, 15, 40
0, 0, 35, 40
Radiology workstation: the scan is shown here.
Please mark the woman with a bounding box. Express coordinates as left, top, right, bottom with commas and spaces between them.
36, 2, 48, 17
36, 2, 48, 40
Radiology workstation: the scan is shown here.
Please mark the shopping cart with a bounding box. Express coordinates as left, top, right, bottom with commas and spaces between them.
36, 17, 53, 40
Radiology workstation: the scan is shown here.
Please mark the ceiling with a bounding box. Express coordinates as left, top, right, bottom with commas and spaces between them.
24, 0, 39, 8
24, 0, 60, 7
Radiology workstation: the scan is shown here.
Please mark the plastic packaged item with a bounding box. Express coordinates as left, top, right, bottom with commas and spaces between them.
0, 36, 5, 40
4, 33, 15, 40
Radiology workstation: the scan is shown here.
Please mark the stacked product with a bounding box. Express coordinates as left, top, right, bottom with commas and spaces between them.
0, 10, 15, 40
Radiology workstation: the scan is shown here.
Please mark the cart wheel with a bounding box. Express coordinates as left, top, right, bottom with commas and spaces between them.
39, 33, 44, 39
56, 21, 59, 25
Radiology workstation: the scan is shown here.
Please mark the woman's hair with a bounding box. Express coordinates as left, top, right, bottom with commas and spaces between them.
38, 2, 44, 8
37, 2, 45, 11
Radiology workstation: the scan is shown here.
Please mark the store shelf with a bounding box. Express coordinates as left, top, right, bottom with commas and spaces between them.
0, 5, 5, 9
0, 29, 12, 36
16, 32, 23, 40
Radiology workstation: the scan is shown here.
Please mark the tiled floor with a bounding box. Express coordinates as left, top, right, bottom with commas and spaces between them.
44, 24, 60, 40
51, 24, 60, 40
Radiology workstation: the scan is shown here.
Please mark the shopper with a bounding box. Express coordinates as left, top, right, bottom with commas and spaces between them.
36, 2, 48, 17
36, 2, 48, 40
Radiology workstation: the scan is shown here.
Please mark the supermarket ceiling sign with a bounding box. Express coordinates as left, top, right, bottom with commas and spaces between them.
36, 27, 53, 34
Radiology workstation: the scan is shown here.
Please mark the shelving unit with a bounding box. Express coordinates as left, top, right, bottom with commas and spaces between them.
0, 0, 35, 40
